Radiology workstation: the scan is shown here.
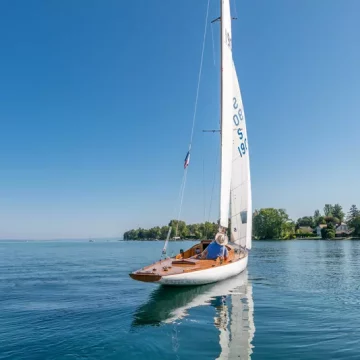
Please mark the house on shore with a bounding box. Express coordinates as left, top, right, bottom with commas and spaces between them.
335, 223, 353, 237
315, 223, 353, 237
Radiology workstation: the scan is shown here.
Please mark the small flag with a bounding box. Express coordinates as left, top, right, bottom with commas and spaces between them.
184, 151, 190, 169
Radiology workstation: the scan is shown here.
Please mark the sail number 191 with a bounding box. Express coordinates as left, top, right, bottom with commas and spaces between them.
232, 97, 247, 157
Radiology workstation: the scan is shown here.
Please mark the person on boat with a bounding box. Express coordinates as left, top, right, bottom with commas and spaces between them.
199, 233, 229, 261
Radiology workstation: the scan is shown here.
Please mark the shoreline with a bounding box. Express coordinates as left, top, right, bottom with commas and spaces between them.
122, 237, 360, 241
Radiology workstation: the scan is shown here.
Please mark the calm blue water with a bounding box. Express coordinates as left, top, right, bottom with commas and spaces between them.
0, 240, 359, 359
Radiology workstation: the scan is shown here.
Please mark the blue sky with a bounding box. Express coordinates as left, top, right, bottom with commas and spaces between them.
0, 0, 359, 239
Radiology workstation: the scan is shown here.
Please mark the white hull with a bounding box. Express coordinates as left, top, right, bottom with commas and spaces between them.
158, 254, 248, 286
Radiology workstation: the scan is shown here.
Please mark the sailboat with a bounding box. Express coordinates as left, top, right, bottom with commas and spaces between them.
129, 0, 252, 286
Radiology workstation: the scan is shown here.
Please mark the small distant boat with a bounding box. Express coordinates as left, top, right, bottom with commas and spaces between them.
89, 238, 94, 243
130, 0, 252, 286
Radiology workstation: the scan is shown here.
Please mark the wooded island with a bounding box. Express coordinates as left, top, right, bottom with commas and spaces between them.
123, 204, 360, 241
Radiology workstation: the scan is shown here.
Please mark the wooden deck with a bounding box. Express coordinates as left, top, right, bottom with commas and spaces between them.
129, 240, 246, 283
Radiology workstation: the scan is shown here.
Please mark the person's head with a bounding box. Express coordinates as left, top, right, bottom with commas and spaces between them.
215, 232, 228, 246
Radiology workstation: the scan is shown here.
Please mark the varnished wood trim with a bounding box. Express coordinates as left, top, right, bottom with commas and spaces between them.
129, 273, 162, 282
172, 260, 197, 265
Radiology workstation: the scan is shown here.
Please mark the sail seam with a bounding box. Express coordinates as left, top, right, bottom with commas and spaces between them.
232, 153, 247, 162
231, 211, 246, 217
230, 180, 248, 192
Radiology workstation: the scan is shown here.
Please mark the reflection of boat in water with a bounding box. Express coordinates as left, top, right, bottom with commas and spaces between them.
132, 271, 255, 358
214, 273, 255, 359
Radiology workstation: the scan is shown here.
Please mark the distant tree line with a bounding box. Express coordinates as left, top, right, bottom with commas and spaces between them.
253, 203, 360, 240
123, 220, 219, 241
123, 204, 360, 241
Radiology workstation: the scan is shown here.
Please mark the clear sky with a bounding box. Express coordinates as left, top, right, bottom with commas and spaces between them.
0, 0, 359, 239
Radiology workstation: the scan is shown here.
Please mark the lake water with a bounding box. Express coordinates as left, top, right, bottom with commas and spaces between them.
0, 240, 359, 359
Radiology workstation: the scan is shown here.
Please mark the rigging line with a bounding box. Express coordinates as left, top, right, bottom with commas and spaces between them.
174, 0, 210, 238
203, 157, 206, 222
210, 22, 216, 66
166, 169, 186, 257
173, 171, 186, 220
232, 0, 239, 19
206, 145, 220, 238
231, 188, 241, 251
175, 168, 188, 237
188, 0, 211, 150
202, 131, 207, 224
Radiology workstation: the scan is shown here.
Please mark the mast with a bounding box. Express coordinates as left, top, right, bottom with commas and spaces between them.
219, 0, 224, 232
218, 0, 233, 234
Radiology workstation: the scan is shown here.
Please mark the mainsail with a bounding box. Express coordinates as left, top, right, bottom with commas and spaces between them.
219, 0, 252, 250
230, 62, 252, 250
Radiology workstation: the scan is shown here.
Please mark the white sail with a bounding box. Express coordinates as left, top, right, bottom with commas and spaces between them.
219, 0, 234, 229
230, 61, 252, 250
